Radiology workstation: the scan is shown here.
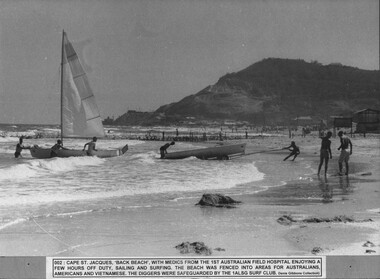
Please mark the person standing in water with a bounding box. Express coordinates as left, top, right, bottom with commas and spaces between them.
83, 137, 98, 155
282, 141, 300, 161
14, 136, 29, 158
318, 131, 332, 176
160, 141, 175, 158
337, 131, 352, 175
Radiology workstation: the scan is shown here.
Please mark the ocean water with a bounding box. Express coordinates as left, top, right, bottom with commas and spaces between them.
0, 124, 314, 233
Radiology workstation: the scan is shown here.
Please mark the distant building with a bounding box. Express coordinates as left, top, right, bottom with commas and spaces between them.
102, 116, 114, 125
353, 108, 380, 132
353, 108, 380, 123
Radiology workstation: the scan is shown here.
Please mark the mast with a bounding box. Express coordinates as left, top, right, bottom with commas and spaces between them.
60, 30, 65, 143
60, 31, 105, 139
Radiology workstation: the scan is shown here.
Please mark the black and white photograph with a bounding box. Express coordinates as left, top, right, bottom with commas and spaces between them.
0, 0, 379, 278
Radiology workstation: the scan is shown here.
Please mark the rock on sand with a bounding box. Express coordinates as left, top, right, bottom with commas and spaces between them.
196, 193, 241, 208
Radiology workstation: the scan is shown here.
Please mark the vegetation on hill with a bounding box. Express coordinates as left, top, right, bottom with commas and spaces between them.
110, 58, 380, 126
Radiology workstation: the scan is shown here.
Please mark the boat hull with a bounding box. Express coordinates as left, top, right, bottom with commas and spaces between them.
30, 144, 128, 159
163, 143, 246, 160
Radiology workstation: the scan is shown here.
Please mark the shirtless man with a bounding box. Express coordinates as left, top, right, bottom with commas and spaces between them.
337, 131, 353, 175
14, 136, 29, 158
50, 139, 68, 157
83, 137, 98, 155
317, 131, 332, 176
282, 141, 300, 161
160, 141, 175, 158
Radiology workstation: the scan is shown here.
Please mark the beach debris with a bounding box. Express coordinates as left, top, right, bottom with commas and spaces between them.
363, 241, 375, 247
175, 241, 212, 256
276, 215, 297, 225
277, 215, 373, 226
365, 250, 376, 254
196, 194, 241, 208
214, 247, 226, 252
311, 247, 323, 255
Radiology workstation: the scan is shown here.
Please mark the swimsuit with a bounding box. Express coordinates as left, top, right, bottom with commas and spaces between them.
339, 150, 350, 163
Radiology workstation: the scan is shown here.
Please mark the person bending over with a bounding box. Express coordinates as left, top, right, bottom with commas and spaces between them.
160, 141, 175, 158
14, 136, 30, 158
50, 139, 68, 157
283, 141, 300, 161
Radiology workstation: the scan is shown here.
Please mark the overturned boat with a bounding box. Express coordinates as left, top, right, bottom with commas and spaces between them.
163, 143, 246, 160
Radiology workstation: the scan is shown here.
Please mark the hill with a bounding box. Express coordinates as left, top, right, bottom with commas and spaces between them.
113, 58, 380, 126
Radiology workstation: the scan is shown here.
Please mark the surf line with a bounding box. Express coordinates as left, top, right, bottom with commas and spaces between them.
32, 218, 88, 256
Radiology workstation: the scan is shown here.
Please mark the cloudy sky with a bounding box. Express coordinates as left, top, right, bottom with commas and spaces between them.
0, 0, 378, 124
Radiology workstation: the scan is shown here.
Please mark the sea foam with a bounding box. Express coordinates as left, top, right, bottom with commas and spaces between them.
0, 156, 105, 181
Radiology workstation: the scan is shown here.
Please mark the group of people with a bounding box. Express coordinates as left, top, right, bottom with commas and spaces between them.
16, 131, 353, 176
281, 131, 352, 176
317, 130, 352, 176
14, 136, 99, 158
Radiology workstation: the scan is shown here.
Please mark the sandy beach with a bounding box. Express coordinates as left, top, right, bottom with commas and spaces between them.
253, 133, 380, 256
0, 132, 379, 261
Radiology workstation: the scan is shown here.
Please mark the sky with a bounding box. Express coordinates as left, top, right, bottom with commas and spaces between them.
0, 0, 378, 124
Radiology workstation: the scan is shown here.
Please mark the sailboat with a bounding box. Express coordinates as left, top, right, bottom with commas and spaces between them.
30, 31, 128, 159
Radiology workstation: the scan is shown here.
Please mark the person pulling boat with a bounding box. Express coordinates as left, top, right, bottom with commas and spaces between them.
83, 137, 98, 156
50, 139, 68, 157
160, 141, 175, 158
14, 136, 30, 158
282, 141, 300, 161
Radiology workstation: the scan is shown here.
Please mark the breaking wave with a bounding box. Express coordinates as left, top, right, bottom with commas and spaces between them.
0, 156, 105, 181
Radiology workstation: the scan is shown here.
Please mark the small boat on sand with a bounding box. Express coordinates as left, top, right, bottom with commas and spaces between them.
163, 143, 246, 160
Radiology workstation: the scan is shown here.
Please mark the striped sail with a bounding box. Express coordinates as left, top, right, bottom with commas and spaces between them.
61, 32, 105, 138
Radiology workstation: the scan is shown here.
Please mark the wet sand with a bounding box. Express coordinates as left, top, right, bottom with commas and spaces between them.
254, 134, 380, 256
0, 133, 379, 257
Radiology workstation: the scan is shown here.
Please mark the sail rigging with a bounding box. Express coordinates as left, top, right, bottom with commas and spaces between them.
61, 31, 105, 138
29, 31, 128, 159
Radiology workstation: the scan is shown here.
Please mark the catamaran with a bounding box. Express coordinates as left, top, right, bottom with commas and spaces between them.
30, 31, 128, 159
